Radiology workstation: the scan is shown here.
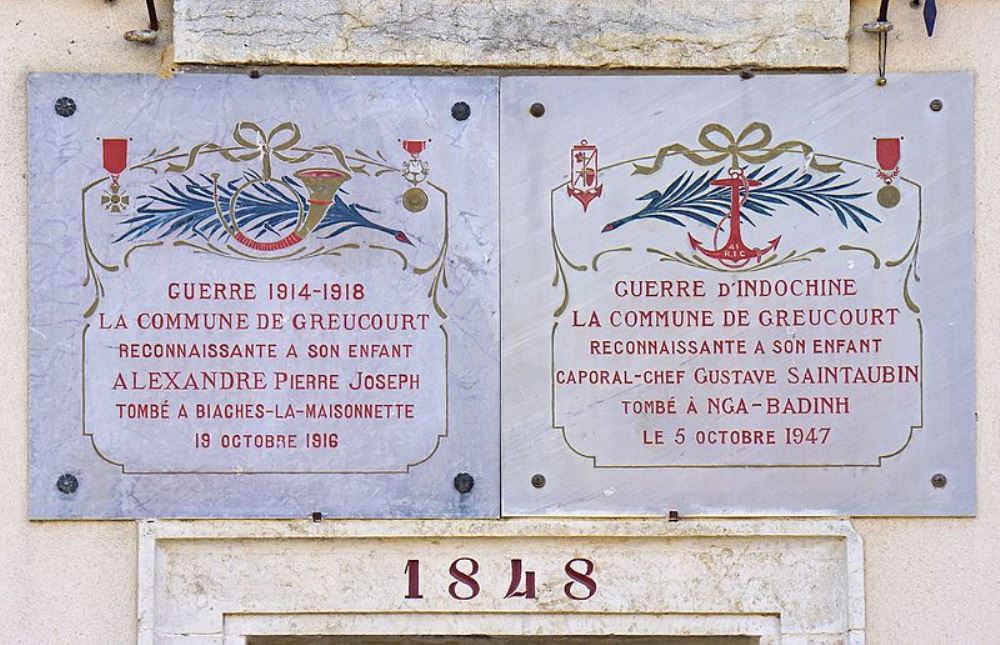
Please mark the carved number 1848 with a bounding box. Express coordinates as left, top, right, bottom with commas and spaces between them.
404, 558, 597, 601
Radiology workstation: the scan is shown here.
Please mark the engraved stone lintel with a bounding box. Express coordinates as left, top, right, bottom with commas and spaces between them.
173, 0, 850, 70
138, 518, 865, 644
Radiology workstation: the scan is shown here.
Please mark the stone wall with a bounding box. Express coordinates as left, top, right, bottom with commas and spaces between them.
173, 0, 850, 70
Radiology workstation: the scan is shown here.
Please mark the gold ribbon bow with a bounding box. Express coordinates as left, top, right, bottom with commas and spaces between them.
167, 121, 314, 179
632, 122, 843, 176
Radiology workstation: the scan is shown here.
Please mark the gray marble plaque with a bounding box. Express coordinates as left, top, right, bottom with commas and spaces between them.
29, 74, 498, 518
29, 73, 976, 519
500, 74, 975, 516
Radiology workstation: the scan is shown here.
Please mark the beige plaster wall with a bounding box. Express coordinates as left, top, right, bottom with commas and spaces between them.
849, 1, 1000, 641
0, 2, 172, 642
0, 1, 996, 643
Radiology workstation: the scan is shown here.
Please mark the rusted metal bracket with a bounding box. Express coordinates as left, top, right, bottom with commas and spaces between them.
124, 0, 160, 44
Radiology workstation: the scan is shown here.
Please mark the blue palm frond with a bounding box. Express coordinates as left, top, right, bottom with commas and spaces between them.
602, 166, 877, 235
116, 171, 401, 244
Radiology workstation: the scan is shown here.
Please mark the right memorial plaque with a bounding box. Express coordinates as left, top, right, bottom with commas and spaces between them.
500, 74, 975, 516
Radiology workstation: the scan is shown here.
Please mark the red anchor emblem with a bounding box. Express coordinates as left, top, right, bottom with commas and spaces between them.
689, 168, 780, 268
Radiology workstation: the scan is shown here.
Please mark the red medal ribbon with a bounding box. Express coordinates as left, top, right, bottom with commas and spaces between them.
875, 138, 901, 183
875, 138, 900, 171
401, 139, 427, 156
102, 138, 128, 184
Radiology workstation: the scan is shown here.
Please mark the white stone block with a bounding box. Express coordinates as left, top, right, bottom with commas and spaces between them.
138, 518, 864, 643
173, 0, 850, 70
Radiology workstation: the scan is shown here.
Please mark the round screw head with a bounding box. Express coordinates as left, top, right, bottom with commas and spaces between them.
451, 101, 471, 121
56, 473, 78, 495
529, 102, 545, 118
530, 473, 546, 489
453, 472, 474, 494
931, 473, 947, 488
54, 97, 76, 117
930, 98, 944, 112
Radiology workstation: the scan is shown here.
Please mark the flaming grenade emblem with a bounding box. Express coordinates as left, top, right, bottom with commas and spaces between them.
568, 139, 603, 212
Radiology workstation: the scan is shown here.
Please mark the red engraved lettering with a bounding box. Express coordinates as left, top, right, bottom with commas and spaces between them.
403, 559, 423, 599
448, 557, 480, 600
564, 558, 597, 600
504, 559, 537, 599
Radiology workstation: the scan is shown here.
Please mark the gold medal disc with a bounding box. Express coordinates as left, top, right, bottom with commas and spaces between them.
877, 184, 901, 208
403, 187, 428, 212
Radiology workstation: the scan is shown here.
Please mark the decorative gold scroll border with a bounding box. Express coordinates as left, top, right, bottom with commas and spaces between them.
82, 323, 451, 475
549, 150, 925, 469
78, 128, 454, 475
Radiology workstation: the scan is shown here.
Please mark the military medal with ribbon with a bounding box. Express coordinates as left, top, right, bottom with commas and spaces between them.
874, 137, 902, 208
400, 139, 430, 213
100, 138, 129, 213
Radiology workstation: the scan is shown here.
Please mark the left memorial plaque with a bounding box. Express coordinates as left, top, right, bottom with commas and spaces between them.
28, 74, 499, 518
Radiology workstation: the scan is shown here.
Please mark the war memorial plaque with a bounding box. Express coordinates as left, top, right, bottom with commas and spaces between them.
500, 75, 975, 516
29, 73, 974, 519
29, 75, 499, 518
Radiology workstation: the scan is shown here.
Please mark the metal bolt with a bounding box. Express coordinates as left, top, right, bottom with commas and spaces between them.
249, 69, 261, 79
931, 473, 948, 488
453, 472, 474, 494
863, 20, 894, 34
54, 97, 76, 118
930, 98, 944, 112
124, 29, 158, 44
124, 0, 160, 43
56, 473, 78, 495
451, 101, 471, 121
530, 473, 546, 489
529, 102, 545, 118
